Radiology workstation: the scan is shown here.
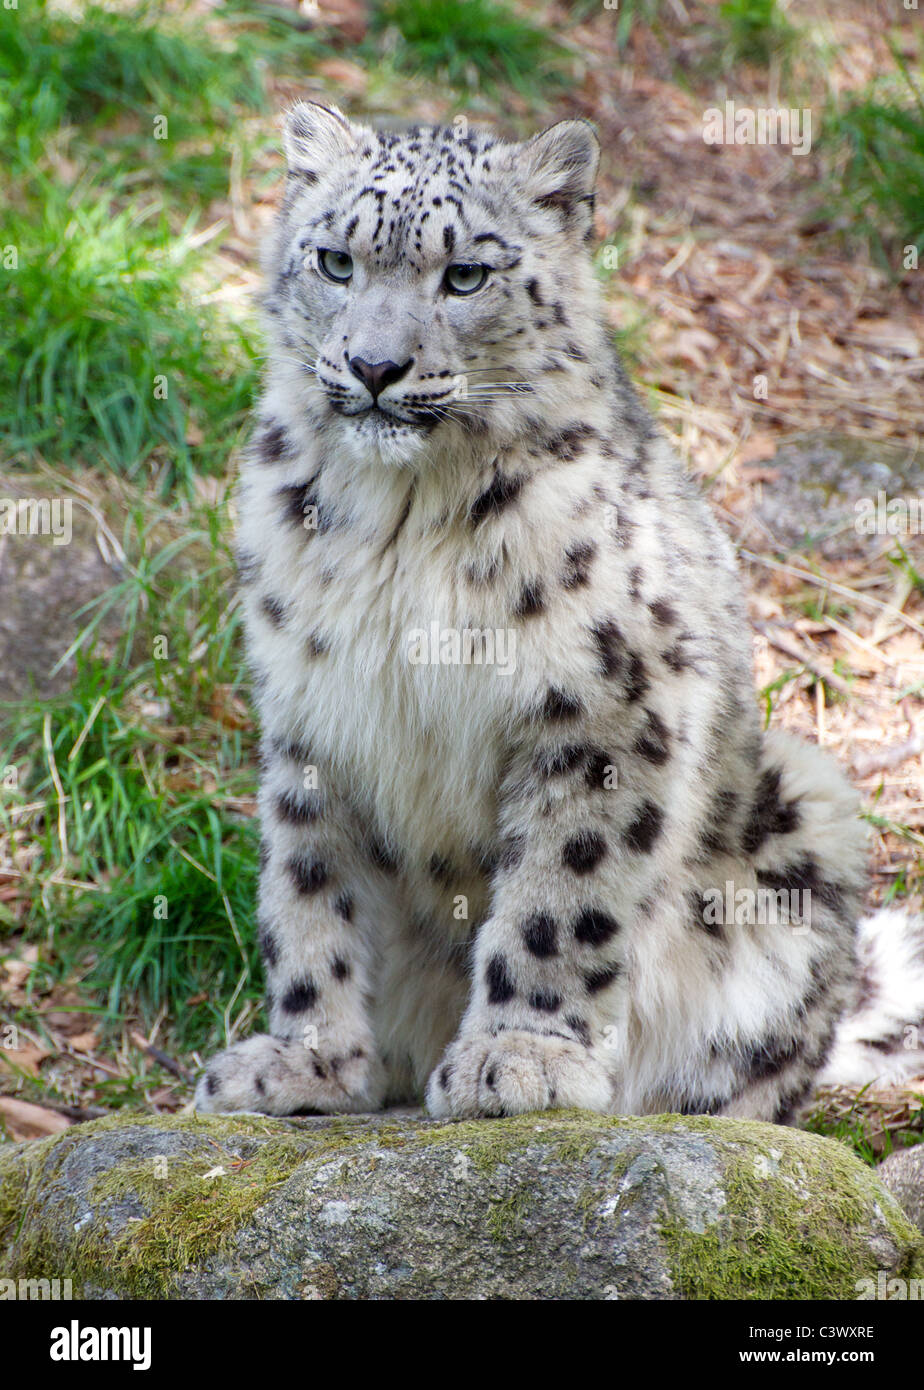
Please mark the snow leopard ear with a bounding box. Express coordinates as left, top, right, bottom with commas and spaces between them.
516, 119, 600, 220
282, 101, 357, 178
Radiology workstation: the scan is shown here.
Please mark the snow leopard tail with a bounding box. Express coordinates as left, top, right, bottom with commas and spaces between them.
820, 907, 924, 1088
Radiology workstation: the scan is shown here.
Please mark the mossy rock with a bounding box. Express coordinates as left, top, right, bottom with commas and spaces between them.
1, 1108, 921, 1300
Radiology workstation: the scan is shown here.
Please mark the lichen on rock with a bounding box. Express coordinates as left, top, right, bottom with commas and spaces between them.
0, 1108, 920, 1300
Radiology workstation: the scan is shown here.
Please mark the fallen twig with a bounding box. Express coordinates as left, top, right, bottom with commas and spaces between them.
130, 1031, 193, 1083
852, 734, 924, 779
753, 621, 852, 697
741, 550, 924, 641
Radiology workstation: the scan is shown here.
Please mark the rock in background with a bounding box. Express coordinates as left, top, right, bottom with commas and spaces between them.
877, 1146, 924, 1237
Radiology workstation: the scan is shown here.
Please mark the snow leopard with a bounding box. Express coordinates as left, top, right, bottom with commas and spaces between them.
195, 102, 924, 1122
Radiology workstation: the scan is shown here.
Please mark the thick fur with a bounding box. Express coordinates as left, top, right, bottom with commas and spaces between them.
195, 104, 924, 1123
819, 908, 924, 1088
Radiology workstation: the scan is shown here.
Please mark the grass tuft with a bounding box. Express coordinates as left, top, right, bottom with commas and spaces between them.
825, 94, 924, 263
716, 0, 797, 67
1, 181, 257, 483
371, 0, 569, 93
0, 0, 331, 482
0, 502, 263, 1052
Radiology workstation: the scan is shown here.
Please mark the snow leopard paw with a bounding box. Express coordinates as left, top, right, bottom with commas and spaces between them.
426, 1029, 613, 1118
195, 1033, 385, 1115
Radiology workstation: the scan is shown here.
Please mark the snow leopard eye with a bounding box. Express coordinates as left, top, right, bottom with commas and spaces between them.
444, 263, 489, 295
318, 249, 353, 282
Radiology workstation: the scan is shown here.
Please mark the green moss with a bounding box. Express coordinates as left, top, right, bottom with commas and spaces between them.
0, 1111, 387, 1298
413, 1106, 629, 1173
0, 1135, 83, 1291
575, 1153, 633, 1233
553, 1126, 615, 1164
87, 1137, 310, 1296
0, 1108, 639, 1293
656, 1122, 923, 1299
486, 1185, 532, 1243
0, 1146, 34, 1250
2, 1110, 921, 1300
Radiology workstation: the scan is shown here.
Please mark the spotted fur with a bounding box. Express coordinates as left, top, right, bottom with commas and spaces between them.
195, 104, 924, 1122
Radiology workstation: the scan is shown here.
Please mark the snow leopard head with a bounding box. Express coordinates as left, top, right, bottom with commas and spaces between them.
262, 102, 602, 468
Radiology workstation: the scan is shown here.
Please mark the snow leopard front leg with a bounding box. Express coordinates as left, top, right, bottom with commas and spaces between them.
195, 736, 387, 1114
426, 716, 660, 1118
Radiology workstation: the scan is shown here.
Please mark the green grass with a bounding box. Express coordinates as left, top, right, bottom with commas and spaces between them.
758, 667, 802, 727
371, 0, 569, 93
0, 500, 263, 1052
816, 32, 924, 263
1, 178, 258, 484
804, 1094, 924, 1165
826, 94, 924, 263
0, 1, 261, 141
0, 0, 332, 484
564, 0, 659, 50
716, 0, 797, 67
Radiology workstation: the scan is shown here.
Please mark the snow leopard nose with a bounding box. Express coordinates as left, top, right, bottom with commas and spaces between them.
348, 357, 413, 400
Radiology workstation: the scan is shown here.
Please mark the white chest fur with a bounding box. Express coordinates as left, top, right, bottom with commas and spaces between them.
241, 477, 523, 858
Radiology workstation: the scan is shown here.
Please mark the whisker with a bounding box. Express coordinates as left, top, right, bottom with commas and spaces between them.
270, 355, 319, 375
458, 366, 520, 375
282, 335, 322, 357
461, 383, 534, 392
458, 390, 535, 400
